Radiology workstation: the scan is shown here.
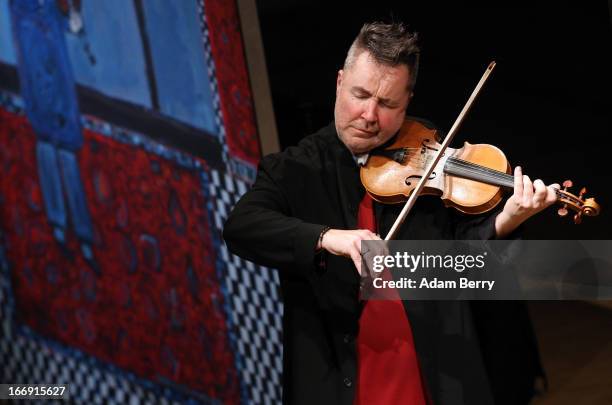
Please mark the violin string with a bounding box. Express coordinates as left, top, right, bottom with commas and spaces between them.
399, 152, 512, 186
446, 157, 514, 184
447, 157, 547, 188
446, 159, 566, 196
396, 152, 518, 192
446, 156, 510, 178
386, 150, 580, 206
398, 150, 513, 183
404, 152, 526, 189
446, 157, 580, 205
397, 151, 513, 185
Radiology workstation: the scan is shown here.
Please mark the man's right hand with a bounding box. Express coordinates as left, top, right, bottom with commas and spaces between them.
319, 229, 383, 278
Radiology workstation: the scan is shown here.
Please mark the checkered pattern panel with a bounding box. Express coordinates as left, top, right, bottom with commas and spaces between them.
0, 326, 221, 404
209, 169, 284, 405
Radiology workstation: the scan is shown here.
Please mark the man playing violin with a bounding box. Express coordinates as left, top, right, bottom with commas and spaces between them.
224, 21, 557, 405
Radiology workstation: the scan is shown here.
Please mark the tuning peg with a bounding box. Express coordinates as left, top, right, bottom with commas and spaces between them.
572, 187, 588, 223
573, 212, 583, 225
573, 187, 588, 224
557, 180, 572, 217
556, 181, 600, 224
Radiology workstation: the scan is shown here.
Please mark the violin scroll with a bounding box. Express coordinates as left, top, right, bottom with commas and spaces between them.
556, 179, 600, 224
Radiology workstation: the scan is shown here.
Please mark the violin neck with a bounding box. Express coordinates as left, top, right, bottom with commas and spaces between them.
444, 156, 515, 189
445, 157, 574, 203
442, 157, 599, 222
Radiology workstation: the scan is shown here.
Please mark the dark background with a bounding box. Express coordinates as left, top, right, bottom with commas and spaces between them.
255, 0, 611, 239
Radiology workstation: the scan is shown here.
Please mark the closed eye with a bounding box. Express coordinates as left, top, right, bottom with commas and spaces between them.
352, 91, 370, 99
379, 101, 398, 108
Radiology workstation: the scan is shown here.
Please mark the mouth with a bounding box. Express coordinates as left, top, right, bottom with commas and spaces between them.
351, 126, 378, 136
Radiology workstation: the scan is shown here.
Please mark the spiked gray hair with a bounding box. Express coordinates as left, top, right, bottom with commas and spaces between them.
344, 22, 420, 91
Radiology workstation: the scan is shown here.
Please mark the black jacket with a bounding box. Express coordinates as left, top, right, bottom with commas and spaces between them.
223, 121, 543, 405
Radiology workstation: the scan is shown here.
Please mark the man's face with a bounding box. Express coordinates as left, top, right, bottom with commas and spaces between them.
334, 51, 412, 154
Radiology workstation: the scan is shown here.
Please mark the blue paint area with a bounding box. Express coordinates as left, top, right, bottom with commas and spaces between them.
58, 149, 94, 242
0, 0, 17, 65
36, 142, 67, 231
11, 0, 83, 150
11, 0, 95, 253
64, 0, 151, 108
142, 0, 219, 136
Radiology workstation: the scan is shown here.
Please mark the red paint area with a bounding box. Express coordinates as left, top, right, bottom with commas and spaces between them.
0, 109, 241, 403
204, 0, 261, 166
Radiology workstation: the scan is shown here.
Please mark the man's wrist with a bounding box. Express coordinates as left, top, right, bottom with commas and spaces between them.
316, 226, 331, 251
495, 211, 526, 238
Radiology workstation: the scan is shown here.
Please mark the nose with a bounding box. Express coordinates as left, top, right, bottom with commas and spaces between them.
361, 99, 378, 124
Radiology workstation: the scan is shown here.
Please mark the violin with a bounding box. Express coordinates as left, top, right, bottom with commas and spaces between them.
360, 118, 601, 224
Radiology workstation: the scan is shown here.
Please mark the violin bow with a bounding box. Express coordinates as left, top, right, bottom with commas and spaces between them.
385, 61, 497, 240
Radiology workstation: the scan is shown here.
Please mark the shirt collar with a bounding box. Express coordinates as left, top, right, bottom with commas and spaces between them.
334, 123, 370, 166
354, 153, 369, 166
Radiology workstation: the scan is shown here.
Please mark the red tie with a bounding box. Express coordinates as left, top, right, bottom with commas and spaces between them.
355, 193, 428, 405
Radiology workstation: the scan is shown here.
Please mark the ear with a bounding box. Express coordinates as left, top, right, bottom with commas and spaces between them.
403, 90, 414, 112
336, 69, 344, 93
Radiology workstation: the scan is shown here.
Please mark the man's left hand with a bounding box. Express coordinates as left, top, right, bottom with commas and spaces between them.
495, 166, 559, 238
